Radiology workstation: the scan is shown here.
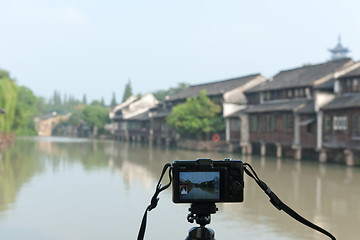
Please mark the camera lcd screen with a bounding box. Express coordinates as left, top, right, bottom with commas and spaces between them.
179, 171, 220, 201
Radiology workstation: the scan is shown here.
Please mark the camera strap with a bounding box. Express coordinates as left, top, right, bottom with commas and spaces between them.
243, 163, 336, 240
137, 163, 172, 240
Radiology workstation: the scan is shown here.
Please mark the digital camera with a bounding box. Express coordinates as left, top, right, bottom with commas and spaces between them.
172, 158, 244, 203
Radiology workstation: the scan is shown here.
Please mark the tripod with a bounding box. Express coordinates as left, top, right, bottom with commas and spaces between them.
185, 203, 218, 240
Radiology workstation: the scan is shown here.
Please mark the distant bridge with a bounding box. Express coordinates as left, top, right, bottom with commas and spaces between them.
36, 113, 72, 137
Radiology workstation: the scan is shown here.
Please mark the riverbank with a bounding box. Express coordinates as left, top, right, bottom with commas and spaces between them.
0, 132, 15, 153
110, 136, 359, 166
176, 139, 231, 152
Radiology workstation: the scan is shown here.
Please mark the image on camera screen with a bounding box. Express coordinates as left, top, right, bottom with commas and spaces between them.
179, 172, 220, 201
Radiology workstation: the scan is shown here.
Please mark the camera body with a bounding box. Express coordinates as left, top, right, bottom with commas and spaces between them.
172, 158, 244, 203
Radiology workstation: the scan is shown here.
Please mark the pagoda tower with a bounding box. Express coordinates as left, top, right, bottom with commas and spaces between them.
328, 36, 349, 61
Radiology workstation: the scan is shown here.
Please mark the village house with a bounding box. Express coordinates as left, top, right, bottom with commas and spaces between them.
109, 94, 158, 141
236, 58, 358, 159
148, 102, 174, 146
320, 65, 360, 166
108, 38, 360, 166
148, 74, 266, 146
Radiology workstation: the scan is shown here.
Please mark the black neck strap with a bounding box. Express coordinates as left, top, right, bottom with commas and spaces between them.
243, 163, 336, 240
137, 163, 172, 240
137, 162, 336, 240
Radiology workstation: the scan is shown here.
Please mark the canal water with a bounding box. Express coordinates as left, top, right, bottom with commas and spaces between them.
0, 137, 359, 240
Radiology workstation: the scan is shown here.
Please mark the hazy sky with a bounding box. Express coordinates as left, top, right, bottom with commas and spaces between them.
180, 172, 219, 184
1, 0, 359, 104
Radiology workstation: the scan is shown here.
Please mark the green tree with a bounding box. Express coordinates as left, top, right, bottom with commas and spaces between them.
0, 70, 18, 133
167, 90, 224, 140
90, 100, 102, 107
52, 90, 62, 108
12, 86, 38, 136
35, 96, 47, 116
110, 92, 117, 106
68, 105, 84, 127
35, 91, 82, 116
122, 80, 133, 102
81, 105, 110, 135
82, 94, 87, 105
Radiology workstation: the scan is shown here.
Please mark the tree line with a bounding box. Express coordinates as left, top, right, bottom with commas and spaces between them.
0, 70, 37, 136
1, 68, 219, 139
0, 69, 113, 137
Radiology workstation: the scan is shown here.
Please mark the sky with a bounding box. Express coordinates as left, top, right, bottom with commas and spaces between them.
180, 172, 219, 184
1, 0, 359, 104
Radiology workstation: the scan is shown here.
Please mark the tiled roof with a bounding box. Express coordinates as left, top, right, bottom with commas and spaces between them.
339, 65, 360, 78
297, 101, 316, 114
246, 59, 353, 93
321, 93, 360, 110
166, 73, 263, 101
112, 94, 158, 120
245, 99, 309, 113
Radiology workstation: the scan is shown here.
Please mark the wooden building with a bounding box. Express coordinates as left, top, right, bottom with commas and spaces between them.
109, 94, 158, 141
236, 58, 357, 159
148, 103, 174, 146
320, 65, 360, 166
149, 74, 266, 146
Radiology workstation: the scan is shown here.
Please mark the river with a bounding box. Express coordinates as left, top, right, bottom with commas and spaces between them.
0, 137, 358, 240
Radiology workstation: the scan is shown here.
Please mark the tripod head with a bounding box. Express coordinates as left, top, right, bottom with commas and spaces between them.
186, 203, 218, 240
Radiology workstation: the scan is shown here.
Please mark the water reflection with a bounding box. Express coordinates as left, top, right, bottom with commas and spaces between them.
0, 139, 44, 214
0, 137, 359, 240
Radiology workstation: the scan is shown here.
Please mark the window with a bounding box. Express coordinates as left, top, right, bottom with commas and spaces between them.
270, 91, 276, 100
346, 79, 352, 92
266, 114, 277, 131
333, 116, 348, 131
288, 89, 293, 98
294, 89, 299, 97
211, 96, 222, 104
230, 118, 241, 131
273, 115, 277, 131
353, 78, 359, 92
129, 121, 140, 130
299, 88, 304, 97
284, 114, 294, 131
325, 115, 332, 132
247, 93, 259, 104
288, 115, 294, 130
306, 122, 317, 134
352, 114, 360, 137
266, 114, 272, 131
251, 115, 259, 131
